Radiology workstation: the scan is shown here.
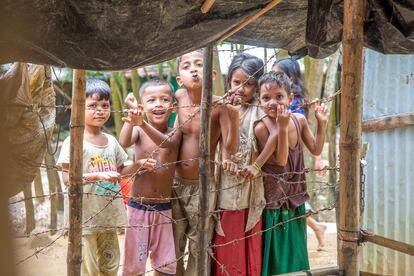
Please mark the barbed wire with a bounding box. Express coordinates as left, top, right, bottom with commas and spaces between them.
12, 49, 340, 269
9, 163, 338, 206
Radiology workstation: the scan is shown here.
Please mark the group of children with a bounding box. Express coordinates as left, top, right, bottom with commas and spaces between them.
58, 49, 327, 276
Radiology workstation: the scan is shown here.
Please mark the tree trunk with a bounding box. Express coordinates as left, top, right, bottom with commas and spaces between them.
130, 69, 141, 102
110, 73, 123, 138
304, 57, 325, 212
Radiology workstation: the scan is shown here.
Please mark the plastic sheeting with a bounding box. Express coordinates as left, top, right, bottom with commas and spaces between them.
0, 64, 56, 196
0, 0, 414, 70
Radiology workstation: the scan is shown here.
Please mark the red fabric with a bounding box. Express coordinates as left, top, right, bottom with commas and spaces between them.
119, 178, 132, 207
212, 209, 262, 276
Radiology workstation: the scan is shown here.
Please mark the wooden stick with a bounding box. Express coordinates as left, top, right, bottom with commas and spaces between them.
200, 0, 216, 13
362, 111, 414, 132
218, 0, 283, 42
23, 183, 35, 234
45, 151, 58, 234
33, 168, 44, 203
338, 0, 364, 275
364, 234, 414, 256
67, 69, 85, 276
276, 266, 340, 276
197, 44, 213, 276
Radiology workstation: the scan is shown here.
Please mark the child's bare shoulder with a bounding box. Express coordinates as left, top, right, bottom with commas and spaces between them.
254, 120, 267, 135
293, 113, 307, 126
175, 88, 186, 101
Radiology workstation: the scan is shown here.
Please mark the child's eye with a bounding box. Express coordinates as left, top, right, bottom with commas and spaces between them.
196, 62, 203, 67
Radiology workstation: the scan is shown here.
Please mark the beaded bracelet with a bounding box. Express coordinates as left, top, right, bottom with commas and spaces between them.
252, 162, 261, 172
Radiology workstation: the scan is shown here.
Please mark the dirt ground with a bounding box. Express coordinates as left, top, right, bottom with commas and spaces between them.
14, 223, 337, 276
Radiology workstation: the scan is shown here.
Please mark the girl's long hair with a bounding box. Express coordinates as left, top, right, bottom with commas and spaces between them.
227, 53, 264, 90
272, 57, 308, 101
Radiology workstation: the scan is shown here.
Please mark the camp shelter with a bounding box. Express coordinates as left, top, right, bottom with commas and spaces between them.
1, 0, 414, 275
1, 1, 414, 69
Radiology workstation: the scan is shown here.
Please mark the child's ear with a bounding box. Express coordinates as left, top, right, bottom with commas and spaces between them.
212, 69, 217, 81
176, 76, 183, 87
172, 102, 179, 113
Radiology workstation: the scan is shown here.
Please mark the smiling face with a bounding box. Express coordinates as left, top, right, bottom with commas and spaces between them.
85, 94, 111, 128
141, 84, 173, 126
259, 83, 291, 118
230, 68, 257, 104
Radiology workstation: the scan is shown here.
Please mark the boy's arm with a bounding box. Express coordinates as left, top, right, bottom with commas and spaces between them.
123, 109, 181, 148
239, 121, 271, 179
140, 122, 182, 148
299, 103, 327, 155
119, 121, 139, 148
219, 104, 239, 155
254, 116, 278, 167
274, 105, 290, 166
62, 163, 120, 185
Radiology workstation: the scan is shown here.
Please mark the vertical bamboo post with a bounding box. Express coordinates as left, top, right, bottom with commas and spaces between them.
67, 69, 86, 276
338, 0, 364, 275
23, 183, 35, 234
34, 168, 44, 203
198, 44, 213, 276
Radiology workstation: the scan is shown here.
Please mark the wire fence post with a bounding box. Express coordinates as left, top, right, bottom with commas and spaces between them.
198, 43, 213, 276
67, 69, 86, 276
338, 0, 364, 274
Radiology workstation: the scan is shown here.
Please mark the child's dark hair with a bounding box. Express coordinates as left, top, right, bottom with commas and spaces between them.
272, 57, 307, 100
176, 49, 204, 75
139, 79, 174, 98
258, 72, 291, 94
86, 79, 111, 101
227, 53, 264, 90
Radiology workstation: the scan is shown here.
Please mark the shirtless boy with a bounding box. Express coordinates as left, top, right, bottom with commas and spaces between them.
173, 49, 239, 275
118, 80, 181, 276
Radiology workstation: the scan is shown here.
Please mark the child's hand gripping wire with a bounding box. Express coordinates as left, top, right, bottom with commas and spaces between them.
239, 163, 261, 180
122, 106, 145, 126
222, 159, 239, 175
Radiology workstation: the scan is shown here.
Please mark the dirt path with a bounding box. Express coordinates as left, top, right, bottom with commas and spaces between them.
14, 223, 337, 275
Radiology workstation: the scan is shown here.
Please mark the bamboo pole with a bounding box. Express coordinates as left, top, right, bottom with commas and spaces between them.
364, 234, 414, 256
45, 151, 59, 234
362, 111, 414, 132
218, 0, 282, 42
198, 43, 213, 276
338, 0, 364, 274
33, 168, 44, 203
23, 183, 35, 234
67, 69, 85, 276
201, 0, 216, 13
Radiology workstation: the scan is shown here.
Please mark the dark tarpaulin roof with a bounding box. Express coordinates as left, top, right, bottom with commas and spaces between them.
0, 0, 413, 70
